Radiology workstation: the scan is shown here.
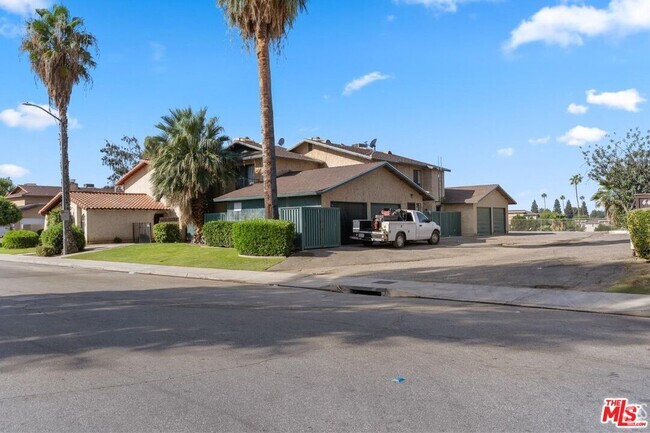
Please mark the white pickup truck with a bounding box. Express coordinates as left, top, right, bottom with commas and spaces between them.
351, 209, 441, 248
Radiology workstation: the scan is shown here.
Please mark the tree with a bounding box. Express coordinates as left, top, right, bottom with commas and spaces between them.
569, 174, 582, 217
100, 135, 143, 185
580, 196, 588, 217
217, 0, 307, 219
0, 197, 22, 227
560, 195, 566, 211
149, 107, 238, 242
0, 177, 15, 196
553, 198, 562, 214
21, 5, 97, 255
583, 128, 650, 221
531, 200, 539, 213
590, 209, 606, 218
541, 192, 547, 210
564, 199, 574, 218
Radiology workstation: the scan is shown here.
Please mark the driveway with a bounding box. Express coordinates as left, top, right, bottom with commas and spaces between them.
271, 232, 639, 292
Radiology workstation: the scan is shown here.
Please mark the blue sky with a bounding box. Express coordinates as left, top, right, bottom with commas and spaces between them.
1, 0, 649, 211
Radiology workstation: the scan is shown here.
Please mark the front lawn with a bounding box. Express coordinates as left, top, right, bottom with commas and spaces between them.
0, 247, 36, 255
67, 243, 284, 271
608, 265, 650, 295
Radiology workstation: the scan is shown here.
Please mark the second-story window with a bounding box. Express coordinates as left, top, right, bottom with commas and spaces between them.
413, 169, 422, 186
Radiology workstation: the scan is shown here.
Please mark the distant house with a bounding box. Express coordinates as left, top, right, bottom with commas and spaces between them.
508, 209, 539, 224
5, 182, 109, 232
443, 185, 517, 236
40, 191, 171, 243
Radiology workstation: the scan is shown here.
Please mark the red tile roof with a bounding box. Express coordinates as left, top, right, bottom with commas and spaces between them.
40, 192, 168, 215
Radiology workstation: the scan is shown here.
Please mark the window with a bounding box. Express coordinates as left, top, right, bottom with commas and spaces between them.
233, 202, 242, 212
413, 169, 422, 186
415, 211, 429, 223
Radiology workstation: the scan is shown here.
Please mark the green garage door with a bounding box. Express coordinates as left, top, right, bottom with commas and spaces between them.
477, 207, 492, 236
492, 208, 506, 234
331, 201, 367, 244
370, 203, 400, 217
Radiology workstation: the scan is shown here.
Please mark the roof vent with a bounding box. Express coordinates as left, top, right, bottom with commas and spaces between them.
83, 183, 95, 188
325, 139, 331, 144
387, 150, 392, 154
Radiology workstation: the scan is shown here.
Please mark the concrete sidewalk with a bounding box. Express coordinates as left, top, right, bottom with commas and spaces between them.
1, 253, 648, 317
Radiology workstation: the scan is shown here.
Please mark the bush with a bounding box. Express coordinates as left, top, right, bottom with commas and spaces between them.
153, 222, 180, 243
2, 230, 39, 249
35, 245, 56, 257
47, 207, 62, 226
628, 209, 650, 259
113, 236, 122, 244
0, 197, 22, 227
233, 219, 295, 257
40, 223, 86, 255
594, 223, 612, 232
203, 221, 235, 248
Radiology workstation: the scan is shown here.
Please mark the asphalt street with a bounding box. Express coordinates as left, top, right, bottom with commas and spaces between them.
0, 261, 648, 432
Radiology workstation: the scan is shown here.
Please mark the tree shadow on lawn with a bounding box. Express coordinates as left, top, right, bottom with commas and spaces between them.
0, 283, 647, 369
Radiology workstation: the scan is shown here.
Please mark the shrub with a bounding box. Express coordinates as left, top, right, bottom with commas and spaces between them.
40, 223, 86, 255
233, 219, 295, 257
203, 221, 235, 248
627, 209, 650, 259
0, 197, 22, 226
35, 245, 56, 257
113, 236, 122, 244
153, 222, 180, 243
594, 223, 612, 232
2, 230, 39, 249
47, 207, 62, 226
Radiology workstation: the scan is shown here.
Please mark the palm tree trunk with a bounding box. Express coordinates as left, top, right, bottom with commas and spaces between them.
191, 194, 207, 243
574, 186, 580, 217
59, 105, 78, 254
256, 28, 278, 219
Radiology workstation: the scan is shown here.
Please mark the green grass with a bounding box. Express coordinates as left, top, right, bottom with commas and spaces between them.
0, 247, 36, 255
67, 243, 284, 271
608, 275, 650, 295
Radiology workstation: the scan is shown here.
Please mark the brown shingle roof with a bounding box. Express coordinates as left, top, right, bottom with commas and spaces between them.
443, 185, 517, 205
40, 192, 168, 215
214, 161, 434, 202
6, 185, 62, 199
293, 138, 450, 171
230, 139, 322, 163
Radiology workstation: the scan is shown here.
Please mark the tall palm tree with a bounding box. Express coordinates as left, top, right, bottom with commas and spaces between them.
21, 5, 97, 254
541, 192, 547, 210
217, 0, 307, 219
149, 107, 238, 242
560, 195, 566, 212
570, 174, 583, 216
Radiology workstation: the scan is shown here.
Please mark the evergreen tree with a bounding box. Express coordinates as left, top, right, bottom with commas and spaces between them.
553, 198, 562, 214
564, 199, 574, 218
580, 200, 588, 217
531, 200, 539, 213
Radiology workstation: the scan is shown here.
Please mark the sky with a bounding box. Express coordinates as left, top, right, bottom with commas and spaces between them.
1, 0, 649, 212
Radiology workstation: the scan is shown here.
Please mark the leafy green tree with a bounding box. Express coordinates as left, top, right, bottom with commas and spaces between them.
540, 209, 561, 219
217, 0, 307, 219
583, 128, 650, 221
564, 199, 574, 218
553, 198, 562, 214
570, 174, 582, 216
100, 135, 143, 185
149, 107, 238, 242
541, 192, 547, 210
21, 5, 97, 254
590, 209, 606, 218
0, 177, 15, 196
531, 200, 539, 213
0, 197, 22, 227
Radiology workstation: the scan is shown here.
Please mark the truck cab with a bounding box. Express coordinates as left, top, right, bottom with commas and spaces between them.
351, 209, 441, 248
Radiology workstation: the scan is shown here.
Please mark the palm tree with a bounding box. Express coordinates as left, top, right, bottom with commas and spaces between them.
570, 174, 583, 216
541, 192, 547, 210
217, 0, 307, 219
21, 5, 97, 254
560, 195, 566, 213
149, 107, 238, 242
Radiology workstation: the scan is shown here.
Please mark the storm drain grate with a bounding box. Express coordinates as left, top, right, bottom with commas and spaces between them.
349, 288, 384, 296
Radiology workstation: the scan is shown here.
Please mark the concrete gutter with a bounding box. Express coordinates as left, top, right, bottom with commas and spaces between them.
1, 254, 648, 318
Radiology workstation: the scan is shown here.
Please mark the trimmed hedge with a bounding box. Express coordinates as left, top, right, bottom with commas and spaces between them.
203, 221, 235, 248
628, 209, 650, 259
153, 222, 180, 243
40, 223, 86, 255
233, 219, 295, 257
2, 230, 39, 249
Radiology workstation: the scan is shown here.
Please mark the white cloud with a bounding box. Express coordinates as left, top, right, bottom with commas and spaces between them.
149, 42, 166, 62
0, 104, 80, 130
586, 88, 646, 112
504, 0, 650, 51
497, 147, 514, 157
558, 125, 607, 146
568, 103, 589, 114
0, 0, 49, 15
387, 15, 396, 22
394, 0, 487, 13
0, 17, 22, 37
528, 136, 550, 145
0, 163, 29, 178
343, 72, 391, 96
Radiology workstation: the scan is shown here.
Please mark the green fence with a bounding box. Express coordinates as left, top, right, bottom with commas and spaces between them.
204, 209, 264, 222
426, 211, 462, 237
280, 207, 341, 250
509, 218, 586, 232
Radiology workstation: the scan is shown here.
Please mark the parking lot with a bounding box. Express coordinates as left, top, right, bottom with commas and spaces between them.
271, 232, 640, 292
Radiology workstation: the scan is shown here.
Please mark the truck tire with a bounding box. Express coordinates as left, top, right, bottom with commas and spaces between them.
428, 230, 440, 245
393, 232, 406, 248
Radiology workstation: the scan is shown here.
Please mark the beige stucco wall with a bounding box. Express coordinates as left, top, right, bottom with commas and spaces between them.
123, 165, 154, 195
321, 167, 425, 217
84, 209, 169, 243
293, 142, 366, 167
479, 190, 511, 209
